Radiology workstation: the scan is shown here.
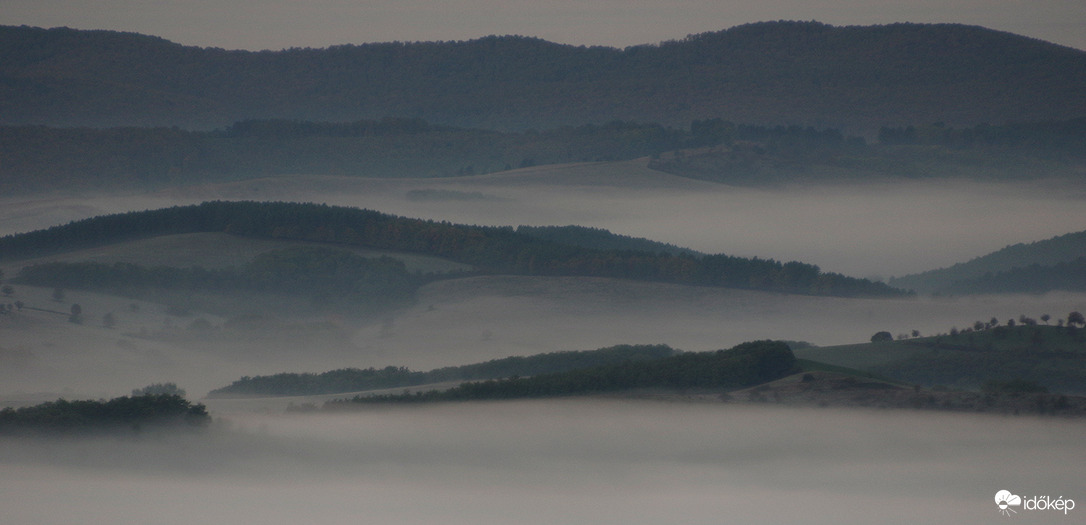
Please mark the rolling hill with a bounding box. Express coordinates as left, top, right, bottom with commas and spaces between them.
794, 323, 1086, 394
0, 201, 905, 298
889, 230, 1086, 294
2, 22, 1084, 132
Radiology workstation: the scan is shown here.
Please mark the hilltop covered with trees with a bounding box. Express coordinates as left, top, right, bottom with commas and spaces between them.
329, 341, 797, 404
0, 394, 210, 435
2, 22, 1083, 132
889, 229, 1086, 294
1, 201, 906, 298
209, 344, 676, 397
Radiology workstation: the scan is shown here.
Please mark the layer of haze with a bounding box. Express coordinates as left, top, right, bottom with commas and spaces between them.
1, 166, 1084, 525
1, 401, 1083, 525
3, 0, 1085, 51
3, 160, 1085, 278
2, 161, 1085, 401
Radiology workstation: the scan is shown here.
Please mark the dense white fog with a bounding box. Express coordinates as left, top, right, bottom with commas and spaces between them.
2, 161, 1084, 524
2, 401, 1083, 525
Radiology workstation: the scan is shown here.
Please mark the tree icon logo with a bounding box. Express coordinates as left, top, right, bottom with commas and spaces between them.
996, 490, 1022, 516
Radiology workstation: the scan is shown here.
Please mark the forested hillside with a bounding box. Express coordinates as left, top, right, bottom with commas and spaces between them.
889, 230, 1086, 293
208, 344, 677, 397
515, 225, 702, 257
330, 340, 797, 404
0, 201, 906, 297
0, 394, 210, 434
3, 22, 1083, 131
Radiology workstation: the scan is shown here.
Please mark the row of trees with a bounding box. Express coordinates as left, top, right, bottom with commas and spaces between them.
332, 341, 797, 404
209, 344, 676, 397
0, 394, 209, 434
1, 201, 906, 297
874, 312, 1085, 342
877, 119, 1086, 155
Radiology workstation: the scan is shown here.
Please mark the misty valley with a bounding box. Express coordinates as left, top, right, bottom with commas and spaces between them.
2, 19, 1085, 525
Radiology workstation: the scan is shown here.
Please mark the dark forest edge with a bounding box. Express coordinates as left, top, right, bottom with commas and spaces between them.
0, 394, 210, 435
1, 201, 907, 298
208, 344, 677, 398
326, 341, 798, 406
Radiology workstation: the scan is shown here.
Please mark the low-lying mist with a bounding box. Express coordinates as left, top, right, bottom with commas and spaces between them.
3, 161, 1084, 278
3, 278, 1084, 401
1, 400, 1082, 524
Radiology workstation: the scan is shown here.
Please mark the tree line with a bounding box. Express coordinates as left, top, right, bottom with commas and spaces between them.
3, 22, 1083, 132
208, 344, 676, 397
0, 394, 210, 435
0, 201, 907, 297
328, 340, 797, 404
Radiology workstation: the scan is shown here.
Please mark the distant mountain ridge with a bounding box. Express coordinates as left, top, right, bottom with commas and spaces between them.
2, 21, 1084, 131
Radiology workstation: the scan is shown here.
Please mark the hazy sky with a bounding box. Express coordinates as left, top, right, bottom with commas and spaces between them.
3, 0, 1084, 51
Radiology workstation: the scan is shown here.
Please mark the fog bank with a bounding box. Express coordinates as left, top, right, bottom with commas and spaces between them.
1, 401, 1082, 524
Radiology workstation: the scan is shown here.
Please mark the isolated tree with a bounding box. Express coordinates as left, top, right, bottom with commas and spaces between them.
1, 285, 13, 296
911, 330, 921, 338
973, 320, 985, 331
870, 331, 893, 343
1069, 311, 1086, 328
102, 312, 117, 329
14, 300, 23, 310
1041, 314, 1051, 325
52, 287, 65, 302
